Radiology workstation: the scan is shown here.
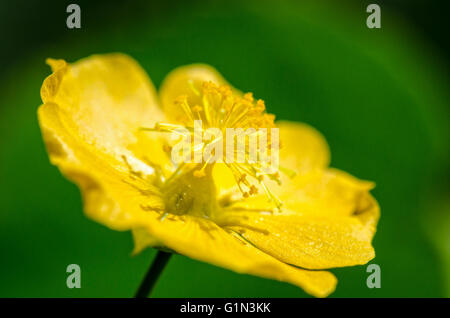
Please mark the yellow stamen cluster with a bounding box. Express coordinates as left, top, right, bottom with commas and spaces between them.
142, 81, 283, 209
174, 82, 276, 130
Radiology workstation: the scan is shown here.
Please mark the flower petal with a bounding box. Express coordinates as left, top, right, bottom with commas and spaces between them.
40, 54, 169, 170
40, 101, 167, 227
280, 169, 376, 218
217, 188, 379, 270
159, 64, 239, 123
38, 54, 169, 229
278, 120, 330, 175
137, 214, 337, 297
221, 167, 376, 217
131, 228, 163, 255
214, 162, 379, 270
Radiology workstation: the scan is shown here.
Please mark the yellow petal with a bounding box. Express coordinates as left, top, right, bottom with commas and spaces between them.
212, 162, 238, 197
278, 120, 330, 175
39, 101, 166, 229
38, 54, 169, 229
215, 168, 379, 269
223, 168, 376, 218
41, 54, 169, 169
137, 214, 337, 297
131, 228, 163, 255
280, 169, 376, 218
159, 64, 239, 123
220, 204, 377, 270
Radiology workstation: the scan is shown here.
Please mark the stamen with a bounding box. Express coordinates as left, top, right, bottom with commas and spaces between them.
193, 156, 213, 178
279, 165, 297, 179
215, 216, 270, 235
187, 79, 200, 96
140, 80, 286, 212
139, 123, 194, 136
175, 95, 196, 123
260, 180, 282, 210
159, 212, 168, 221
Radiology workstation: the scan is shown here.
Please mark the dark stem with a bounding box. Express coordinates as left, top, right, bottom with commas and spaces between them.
134, 250, 172, 298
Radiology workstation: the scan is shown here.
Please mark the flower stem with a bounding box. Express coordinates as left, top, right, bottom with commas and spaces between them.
134, 250, 172, 298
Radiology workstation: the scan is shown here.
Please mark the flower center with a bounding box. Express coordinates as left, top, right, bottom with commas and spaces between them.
142, 81, 285, 212
161, 164, 217, 218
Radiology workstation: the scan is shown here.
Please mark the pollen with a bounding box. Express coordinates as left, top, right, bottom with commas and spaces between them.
142, 81, 286, 211
173, 81, 277, 131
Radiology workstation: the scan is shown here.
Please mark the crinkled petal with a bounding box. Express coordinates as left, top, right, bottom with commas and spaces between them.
136, 214, 337, 297
215, 169, 379, 269
218, 193, 378, 270
40, 53, 170, 172
38, 54, 169, 229
39, 101, 165, 229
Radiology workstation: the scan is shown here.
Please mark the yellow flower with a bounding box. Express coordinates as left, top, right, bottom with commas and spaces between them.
38, 53, 379, 297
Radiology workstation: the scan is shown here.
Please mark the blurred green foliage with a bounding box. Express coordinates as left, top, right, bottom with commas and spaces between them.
0, 0, 448, 297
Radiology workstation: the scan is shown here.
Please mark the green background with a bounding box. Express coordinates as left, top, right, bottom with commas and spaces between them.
0, 0, 448, 297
